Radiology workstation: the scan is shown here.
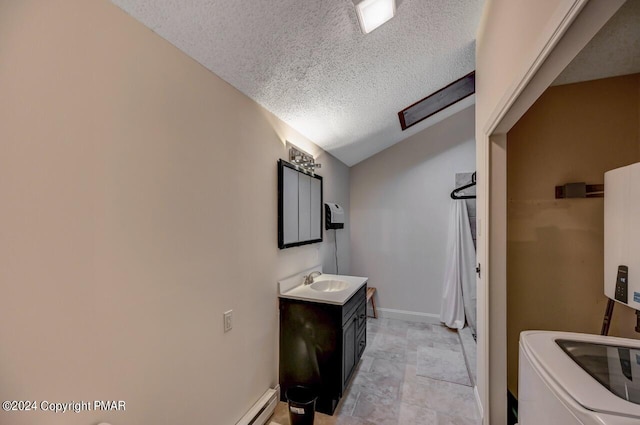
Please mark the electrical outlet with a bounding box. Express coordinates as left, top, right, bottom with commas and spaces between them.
223, 310, 233, 332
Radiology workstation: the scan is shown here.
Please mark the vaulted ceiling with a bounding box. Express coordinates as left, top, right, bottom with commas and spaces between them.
111, 0, 483, 165
554, 0, 640, 86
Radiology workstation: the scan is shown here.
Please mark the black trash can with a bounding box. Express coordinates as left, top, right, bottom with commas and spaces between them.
285, 386, 316, 425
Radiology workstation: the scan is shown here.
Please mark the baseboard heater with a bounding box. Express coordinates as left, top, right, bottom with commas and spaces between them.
235, 386, 280, 425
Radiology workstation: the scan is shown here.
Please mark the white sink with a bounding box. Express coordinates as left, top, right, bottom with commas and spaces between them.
279, 272, 368, 305
310, 280, 349, 292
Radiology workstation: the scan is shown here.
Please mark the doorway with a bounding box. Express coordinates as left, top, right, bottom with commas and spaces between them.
478, 0, 638, 424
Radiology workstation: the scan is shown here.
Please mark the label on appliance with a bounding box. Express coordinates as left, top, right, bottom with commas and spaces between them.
290, 406, 305, 415
615, 265, 629, 303
634, 292, 640, 303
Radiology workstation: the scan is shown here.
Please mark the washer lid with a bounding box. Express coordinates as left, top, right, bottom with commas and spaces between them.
556, 339, 640, 405
521, 331, 640, 419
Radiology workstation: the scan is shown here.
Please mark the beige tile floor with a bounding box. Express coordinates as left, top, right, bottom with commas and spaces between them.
269, 318, 480, 425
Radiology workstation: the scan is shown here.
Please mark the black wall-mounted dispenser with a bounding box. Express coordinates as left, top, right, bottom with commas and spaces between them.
325, 203, 344, 230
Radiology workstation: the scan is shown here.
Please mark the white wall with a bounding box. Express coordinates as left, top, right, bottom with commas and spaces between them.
317, 150, 351, 275
350, 106, 475, 320
0, 1, 349, 424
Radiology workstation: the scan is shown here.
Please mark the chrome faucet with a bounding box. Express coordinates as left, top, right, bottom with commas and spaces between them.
303, 271, 322, 285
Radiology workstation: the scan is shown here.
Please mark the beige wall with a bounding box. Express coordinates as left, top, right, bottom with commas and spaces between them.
506, 74, 640, 396
350, 106, 475, 320
476, 0, 577, 134
0, 1, 350, 424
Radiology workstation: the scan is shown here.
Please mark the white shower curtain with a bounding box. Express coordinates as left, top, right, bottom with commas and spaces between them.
440, 199, 477, 332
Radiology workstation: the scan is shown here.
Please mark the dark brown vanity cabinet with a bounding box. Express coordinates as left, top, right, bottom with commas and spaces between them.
279, 285, 367, 415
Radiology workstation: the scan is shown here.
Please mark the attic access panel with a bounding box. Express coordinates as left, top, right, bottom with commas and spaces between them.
398, 71, 475, 130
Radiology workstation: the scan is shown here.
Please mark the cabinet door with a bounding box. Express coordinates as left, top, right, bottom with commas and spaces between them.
356, 302, 367, 335
282, 167, 299, 245
310, 177, 322, 239
357, 328, 367, 359
298, 173, 311, 241
342, 315, 358, 390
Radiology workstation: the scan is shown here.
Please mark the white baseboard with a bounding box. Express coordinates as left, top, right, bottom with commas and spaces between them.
474, 385, 483, 423
371, 307, 441, 324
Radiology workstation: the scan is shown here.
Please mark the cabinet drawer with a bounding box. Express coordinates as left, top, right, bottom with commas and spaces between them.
342, 285, 366, 325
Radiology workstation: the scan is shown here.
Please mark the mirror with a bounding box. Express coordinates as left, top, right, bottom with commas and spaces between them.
278, 159, 323, 249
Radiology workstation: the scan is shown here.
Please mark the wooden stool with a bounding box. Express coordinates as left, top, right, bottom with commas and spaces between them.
366, 287, 377, 319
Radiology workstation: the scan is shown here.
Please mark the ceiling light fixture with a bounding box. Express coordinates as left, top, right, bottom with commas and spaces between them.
288, 145, 321, 173
355, 0, 396, 34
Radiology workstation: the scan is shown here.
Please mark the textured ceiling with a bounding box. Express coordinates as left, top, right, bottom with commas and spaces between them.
554, 0, 640, 86
110, 0, 482, 166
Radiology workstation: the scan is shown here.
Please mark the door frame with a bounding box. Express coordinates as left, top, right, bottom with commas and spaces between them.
475, 0, 626, 423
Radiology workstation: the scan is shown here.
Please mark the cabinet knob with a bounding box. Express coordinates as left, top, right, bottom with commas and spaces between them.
359, 314, 365, 320
360, 341, 365, 346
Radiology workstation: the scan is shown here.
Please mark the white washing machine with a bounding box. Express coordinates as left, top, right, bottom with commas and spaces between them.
519, 331, 640, 425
